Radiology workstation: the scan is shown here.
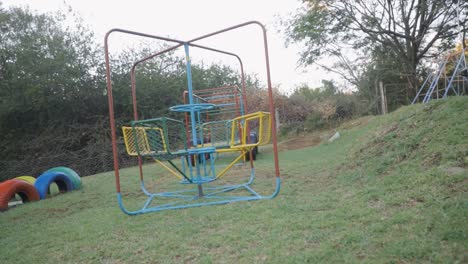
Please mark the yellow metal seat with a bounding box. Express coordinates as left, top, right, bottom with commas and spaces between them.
213, 111, 272, 179
228, 111, 271, 149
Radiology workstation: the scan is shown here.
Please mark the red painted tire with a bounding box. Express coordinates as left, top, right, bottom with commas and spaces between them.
0, 179, 40, 211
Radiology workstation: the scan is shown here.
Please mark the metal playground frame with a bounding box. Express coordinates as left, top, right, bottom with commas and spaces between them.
412, 1, 467, 104
104, 21, 281, 215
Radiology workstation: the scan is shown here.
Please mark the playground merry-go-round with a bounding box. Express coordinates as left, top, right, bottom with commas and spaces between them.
104, 21, 280, 215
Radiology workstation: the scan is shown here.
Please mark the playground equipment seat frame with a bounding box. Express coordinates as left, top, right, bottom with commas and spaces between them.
104, 21, 281, 215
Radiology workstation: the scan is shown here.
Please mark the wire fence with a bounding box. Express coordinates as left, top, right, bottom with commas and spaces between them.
0, 142, 139, 182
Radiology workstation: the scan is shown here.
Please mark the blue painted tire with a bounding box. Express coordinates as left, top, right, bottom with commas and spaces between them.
45, 167, 81, 189
34, 172, 74, 199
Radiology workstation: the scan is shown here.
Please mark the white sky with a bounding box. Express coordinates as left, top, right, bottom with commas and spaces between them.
3, 0, 336, 94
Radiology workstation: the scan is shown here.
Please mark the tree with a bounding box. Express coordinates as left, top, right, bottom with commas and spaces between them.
0, 3, 263, 180
0, 5, 104, 133
283, 0, 467, 99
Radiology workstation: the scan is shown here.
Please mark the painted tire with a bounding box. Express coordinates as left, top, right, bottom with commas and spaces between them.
34, 172, 74, 199
0, 179, 40, 211
45, 167, 81, 189
14, 176, 36, 185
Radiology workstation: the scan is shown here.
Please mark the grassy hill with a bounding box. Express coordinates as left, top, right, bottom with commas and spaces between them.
1, 97, 467, 263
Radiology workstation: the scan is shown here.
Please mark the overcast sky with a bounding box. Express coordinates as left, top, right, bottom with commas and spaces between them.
3, 0, 336, 94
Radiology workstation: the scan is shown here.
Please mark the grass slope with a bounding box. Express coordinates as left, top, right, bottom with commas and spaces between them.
1, 97, 467, 263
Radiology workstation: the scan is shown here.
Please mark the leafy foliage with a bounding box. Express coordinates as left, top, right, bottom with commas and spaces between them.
279, 80, 363, 134
282, 0, 468, 104
0, 6, 103, 132
0, 6, 252, 180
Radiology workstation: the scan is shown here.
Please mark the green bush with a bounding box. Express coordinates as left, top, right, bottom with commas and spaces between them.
305, 112, 325, 130
334, 94, 358, 119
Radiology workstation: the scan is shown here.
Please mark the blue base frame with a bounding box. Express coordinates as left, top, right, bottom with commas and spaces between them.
116, 170, 280, 215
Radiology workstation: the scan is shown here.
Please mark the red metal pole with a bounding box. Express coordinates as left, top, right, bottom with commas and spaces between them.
259, 24, 281, 178
129, 66, 145, 182
104, 29, 185, 193
104, 30, 122, 193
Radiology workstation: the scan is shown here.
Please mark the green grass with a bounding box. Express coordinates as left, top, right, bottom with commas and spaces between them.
1, 97, 467, 263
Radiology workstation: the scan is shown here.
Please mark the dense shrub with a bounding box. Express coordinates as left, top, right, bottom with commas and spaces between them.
275, 82, 366, 134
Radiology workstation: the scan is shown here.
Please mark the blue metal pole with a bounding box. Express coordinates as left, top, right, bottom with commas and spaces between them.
443, 51, 466, 98
184, 44, 203, 194
184, 43, 198, 147
423, 58, 448, 103
240, 94, 245, 115
412, 72, 432, 104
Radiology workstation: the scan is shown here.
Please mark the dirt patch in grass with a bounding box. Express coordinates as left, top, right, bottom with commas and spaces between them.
422, 152, 442, 167
379, 122, 399, 136
443, 167, 467, 176
278, 134, 322, 151
46, 208, 69, 213
10, 208, 44, 222
447, 177, 468, 194
404, 197, 425, 208
276, 117, 373, 152
339, 116, 373, 130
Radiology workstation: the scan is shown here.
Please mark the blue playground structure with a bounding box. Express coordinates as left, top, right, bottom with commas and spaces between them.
412, 46, 467, 104
412, 1, 467, 104
104, 21, 281, 215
